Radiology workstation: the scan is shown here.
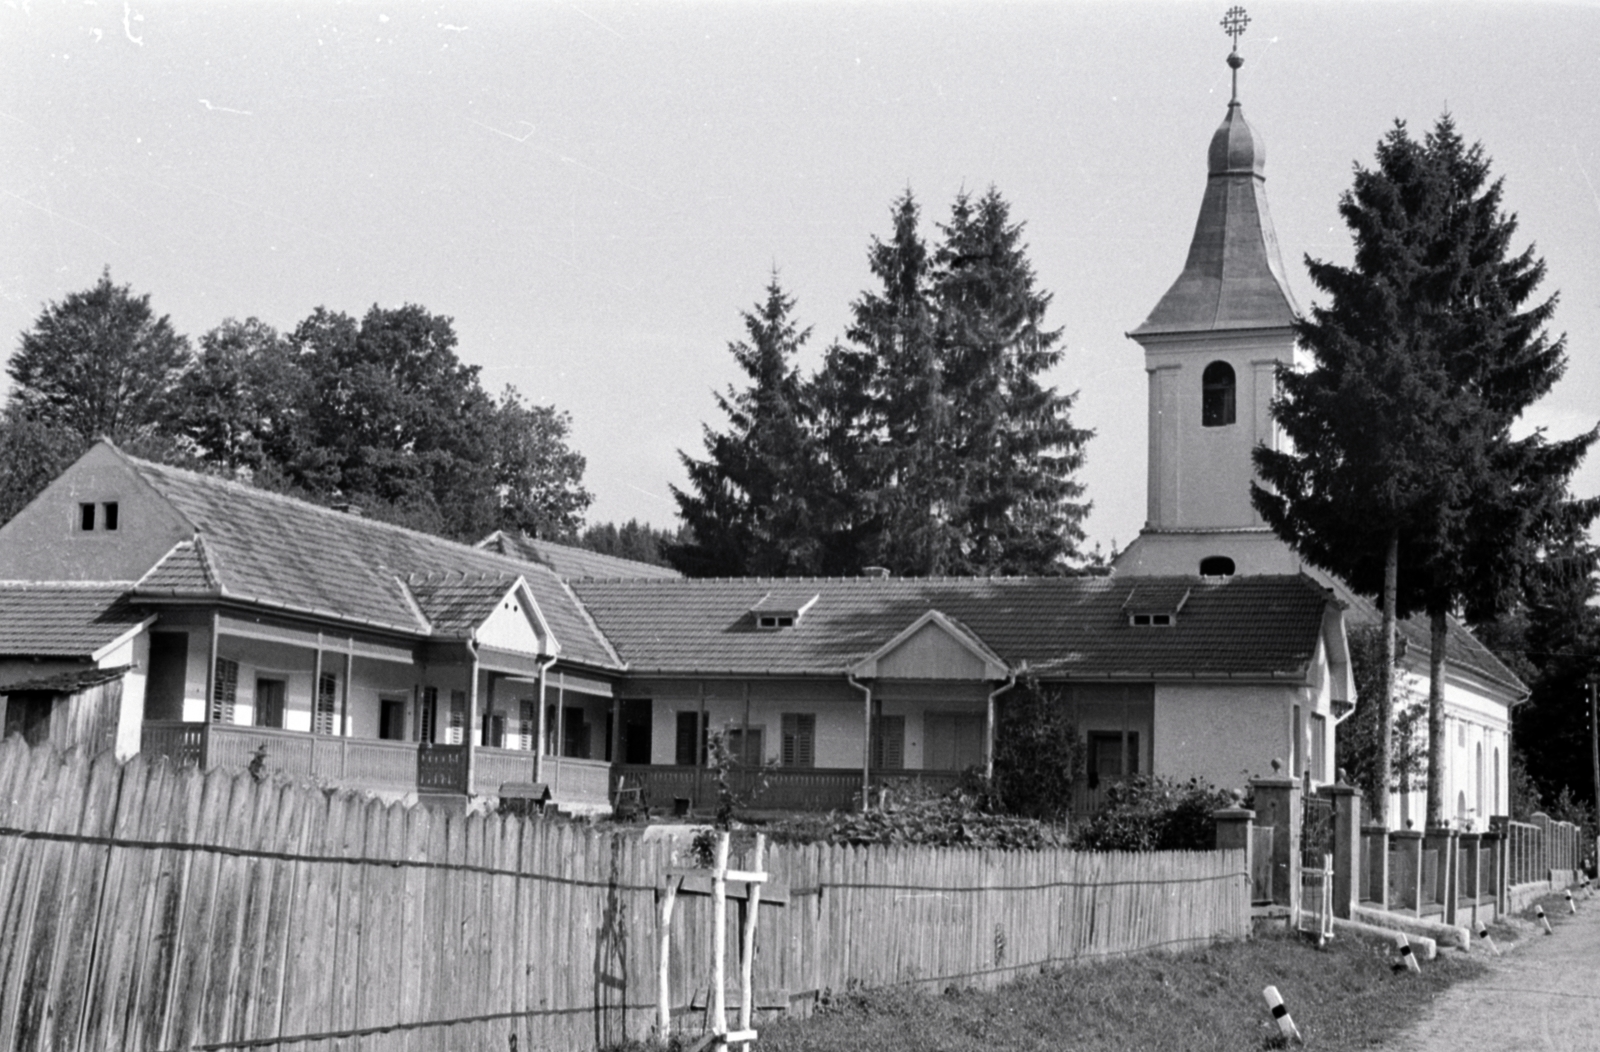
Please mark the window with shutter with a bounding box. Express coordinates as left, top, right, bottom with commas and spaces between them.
419, 687, 437, 743
448, 690, 466, 744
781, 713, 815, 768
211, 658, 238, 724
520, 699, 537, 751
724, 727, 764, 767
871, 715, 905, 770
314, 672, 338, 735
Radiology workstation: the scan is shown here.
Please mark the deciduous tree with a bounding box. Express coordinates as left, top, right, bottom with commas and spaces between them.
8, 269, 191, 444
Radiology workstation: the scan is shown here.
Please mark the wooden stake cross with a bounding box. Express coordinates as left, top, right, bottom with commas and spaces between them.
657, 832, 778, 1051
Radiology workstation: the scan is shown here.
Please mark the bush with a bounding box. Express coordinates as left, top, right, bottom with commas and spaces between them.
989, 674, 1083, 821
1072, 775, 1235, 851
765, 790, 1071, 850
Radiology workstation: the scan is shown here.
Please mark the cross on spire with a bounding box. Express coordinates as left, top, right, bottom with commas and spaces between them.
1221, 6, 1250, 103
1222, 6, 1250, 48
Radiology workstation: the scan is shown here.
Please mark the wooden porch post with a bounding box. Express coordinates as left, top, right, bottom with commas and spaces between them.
206, 611, 219, 725
342, 648, 352, 737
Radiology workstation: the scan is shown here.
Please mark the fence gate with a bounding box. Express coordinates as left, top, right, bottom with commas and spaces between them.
1298, 784, 1335, 944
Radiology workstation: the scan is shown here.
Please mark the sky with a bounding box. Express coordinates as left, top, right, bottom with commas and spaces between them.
3, 1, 1598, 556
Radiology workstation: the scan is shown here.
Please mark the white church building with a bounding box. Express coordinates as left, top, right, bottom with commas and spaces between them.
1111, 60, 1524, 831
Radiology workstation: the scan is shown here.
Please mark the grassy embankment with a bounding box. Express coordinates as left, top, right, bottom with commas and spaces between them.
616, 921, 1510, 1052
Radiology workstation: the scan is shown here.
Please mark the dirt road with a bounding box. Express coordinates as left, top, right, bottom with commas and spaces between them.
1389, 893, 1600, 1052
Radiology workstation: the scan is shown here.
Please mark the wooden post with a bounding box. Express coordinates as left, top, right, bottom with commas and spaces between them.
738, 834, 766, 1043
657, 876, 681, 1037
711, 832, 730, 1037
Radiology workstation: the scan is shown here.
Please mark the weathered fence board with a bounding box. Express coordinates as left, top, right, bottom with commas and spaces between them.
0, 740, 1249, 1052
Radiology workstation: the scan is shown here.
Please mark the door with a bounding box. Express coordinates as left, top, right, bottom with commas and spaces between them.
379, 698, 406, 741
255, 679, 285, 729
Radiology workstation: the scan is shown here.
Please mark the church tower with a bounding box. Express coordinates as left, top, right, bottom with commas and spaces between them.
1114, 15, 1304, 578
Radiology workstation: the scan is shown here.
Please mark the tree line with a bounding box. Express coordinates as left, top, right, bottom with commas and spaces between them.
670, 187, 1094, 578
0, 274, 593, 543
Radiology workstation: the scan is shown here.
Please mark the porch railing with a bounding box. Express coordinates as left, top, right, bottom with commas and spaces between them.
545, 756, 611, 805
475, 747, 539, 795
143, 721, 420, 794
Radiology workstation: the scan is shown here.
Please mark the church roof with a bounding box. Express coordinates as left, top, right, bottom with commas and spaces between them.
1131, 100, 1301, 337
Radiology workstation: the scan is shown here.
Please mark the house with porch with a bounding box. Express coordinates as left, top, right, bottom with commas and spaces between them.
0, 440, 1355, 815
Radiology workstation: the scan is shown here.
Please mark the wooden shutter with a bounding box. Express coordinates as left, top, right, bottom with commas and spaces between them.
520, 699, 536, 751
448, 690, 466, 744
781, 714, 815, 768
314, 673, 338, 735
419, 687, 437, 744
211, 658, 238, 724
871, 715, 904, 770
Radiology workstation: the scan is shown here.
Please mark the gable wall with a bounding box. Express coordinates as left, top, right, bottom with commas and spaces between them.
0, 444, 194, 581
475, 591, 543, 655
874, 622, 989, 680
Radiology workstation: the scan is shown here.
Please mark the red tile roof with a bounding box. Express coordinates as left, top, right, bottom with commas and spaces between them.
570, 574, 1334, 679
0, 583, 148, 658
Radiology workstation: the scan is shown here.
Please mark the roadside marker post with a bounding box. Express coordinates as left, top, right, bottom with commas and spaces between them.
1477, 922, 1500, 956
1262, 985, 1303, 1044
1395, 934, 1421, 973
1565, 888, 1576, 914
1536, 904, 1554, 935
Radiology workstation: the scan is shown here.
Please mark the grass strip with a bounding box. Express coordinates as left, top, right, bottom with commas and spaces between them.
741, 927, 1485, 1052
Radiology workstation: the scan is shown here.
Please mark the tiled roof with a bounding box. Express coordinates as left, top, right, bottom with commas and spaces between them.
570, 574, 1333, 679
479, 530, 682, 580
1313, 571, 1526, 698
0, 583, 148, 658
137, 538, 219, 594
121, 454, 620, 669
1, 665, 131, 694
406, 571, 520, 637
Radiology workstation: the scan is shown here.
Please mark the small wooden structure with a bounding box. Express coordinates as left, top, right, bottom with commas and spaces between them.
658, 831, 776, 1050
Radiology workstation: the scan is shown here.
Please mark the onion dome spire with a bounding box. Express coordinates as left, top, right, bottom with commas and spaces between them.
1130, 7, 1299, 336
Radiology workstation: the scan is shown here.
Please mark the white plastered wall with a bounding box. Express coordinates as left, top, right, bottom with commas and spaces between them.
1387, 667, 1512, 831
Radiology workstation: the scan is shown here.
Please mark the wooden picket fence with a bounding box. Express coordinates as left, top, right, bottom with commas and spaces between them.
0, 740, 1248, 1052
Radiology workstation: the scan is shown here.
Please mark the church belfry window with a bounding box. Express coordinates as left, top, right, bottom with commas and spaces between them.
1201, 361, 1236, 427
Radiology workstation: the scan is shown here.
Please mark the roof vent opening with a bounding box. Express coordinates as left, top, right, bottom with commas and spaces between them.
1199, 555, 1235, 577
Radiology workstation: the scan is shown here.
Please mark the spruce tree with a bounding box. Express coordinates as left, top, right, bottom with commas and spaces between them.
1255, 115, 1596, 827
931, 189, 1091, 574
670, 277, 820, 577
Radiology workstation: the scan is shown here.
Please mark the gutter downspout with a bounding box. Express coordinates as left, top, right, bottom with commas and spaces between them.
848, 673, 873, 810
534, 653, 558, 785
466, 638, 480, 798
984, 672, 1018, 782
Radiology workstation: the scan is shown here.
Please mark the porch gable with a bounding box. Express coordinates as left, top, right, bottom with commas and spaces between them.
851, 611, 1008, 682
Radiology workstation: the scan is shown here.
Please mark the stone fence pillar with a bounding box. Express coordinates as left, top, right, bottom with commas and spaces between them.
1214, 806, 1256, 910
1250, 776, 1300, 912
1423, 826, 1458, 923
1318, 783, 1361, 920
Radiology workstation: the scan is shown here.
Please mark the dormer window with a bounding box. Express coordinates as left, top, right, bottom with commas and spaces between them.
751, 590, 819, 630
1122, 581, 1189, 628
1202, 361, 1236, 427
